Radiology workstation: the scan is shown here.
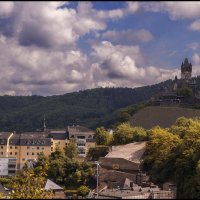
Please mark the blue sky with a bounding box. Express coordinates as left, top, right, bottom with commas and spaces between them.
0, 1, 200, 96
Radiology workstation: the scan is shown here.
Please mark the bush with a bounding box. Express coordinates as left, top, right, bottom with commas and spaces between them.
77, 186, 90, 197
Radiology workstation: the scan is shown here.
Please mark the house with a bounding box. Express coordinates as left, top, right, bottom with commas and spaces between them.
67, 125, 95, 157
0, 125, 95, 170
99, 142, 147, 173
44, 179, 66, 199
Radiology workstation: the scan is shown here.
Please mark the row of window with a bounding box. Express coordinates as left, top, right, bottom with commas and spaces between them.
9, 152, 18, 156
27, 146, 44, 150
9, 146, 18, 149
1, 146, 45, 150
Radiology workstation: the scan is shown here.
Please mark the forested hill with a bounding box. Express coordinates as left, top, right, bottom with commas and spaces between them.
0, 79, 177, 132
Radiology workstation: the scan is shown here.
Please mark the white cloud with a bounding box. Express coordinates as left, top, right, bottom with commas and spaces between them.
188, 42, 199, 50
0, 1, 14, 18
90, 41, 178, 88
102, 29, 153, 44
0, 35, 92, 95
141, 2, 200, 20
190, 19, 200, 31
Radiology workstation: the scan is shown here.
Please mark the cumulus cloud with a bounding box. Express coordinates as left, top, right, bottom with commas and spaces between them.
102, 29, 153, 44
0, 2, 183, 96
90, 41, 178, 88
0, 1, 140, 49
0, 1, 14, 18
0, 34, 92, 96
188, 42, 199, 50
190, 19, 200, 31
141, 2, 200, 20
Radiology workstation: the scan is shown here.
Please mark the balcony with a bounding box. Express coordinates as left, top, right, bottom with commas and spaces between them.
76, 139, 86, 143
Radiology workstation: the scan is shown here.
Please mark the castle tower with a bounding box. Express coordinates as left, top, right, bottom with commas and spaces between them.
181, 58, 192, 80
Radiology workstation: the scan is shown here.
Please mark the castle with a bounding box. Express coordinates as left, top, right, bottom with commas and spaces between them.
154, 58, 200, 106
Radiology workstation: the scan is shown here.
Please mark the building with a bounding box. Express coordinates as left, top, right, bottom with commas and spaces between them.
67, 125, 95, 157
44, 179, 66, 199
99, 142, 146, 173
96, 185, 175, 199
0, 157, 17, 177
154, 58, 200, 106
0, 125, 95, 171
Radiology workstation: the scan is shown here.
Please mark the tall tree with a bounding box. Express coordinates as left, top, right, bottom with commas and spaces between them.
95, 127, 112, 145
64, 139, 78, 160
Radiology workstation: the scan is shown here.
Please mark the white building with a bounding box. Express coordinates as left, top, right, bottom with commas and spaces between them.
0, 157, 17, 177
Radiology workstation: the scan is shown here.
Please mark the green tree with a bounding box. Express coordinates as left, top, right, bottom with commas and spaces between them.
64, 139, 78, 160
48, 147, 67, 184
95, 127, 112, 145
143, 126, 181, 182
176, 87, 193, 97
113, 123, 147, 145
9, 166, 52, 199
77, 186, 90, 197
86, 146, 110, 161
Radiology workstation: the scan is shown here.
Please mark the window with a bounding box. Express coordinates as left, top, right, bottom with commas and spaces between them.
37, 147, 39, 150
22, 158, 25, 161
41, 147, 44, 150
27, 147, 30, 149
51, 142, 53, 145
1, 152, 3, 155
15, 152, 17, 155
10, 146, 12, 149
10, 152, 12, 155
51, 147, 53, 151
15, 146, 18, 149
8, 170, 15, 174
8, 164, 15, 168
78, 149, 85, 155
32, 153, 34, 155
1, 146, 3, 149
27, 153, 29, 155
78, 143, 85, 146
37, 153, 39, 155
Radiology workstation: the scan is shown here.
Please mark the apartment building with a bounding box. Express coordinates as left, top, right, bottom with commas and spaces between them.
67, 125, 95, 157
0, 125, 95, 171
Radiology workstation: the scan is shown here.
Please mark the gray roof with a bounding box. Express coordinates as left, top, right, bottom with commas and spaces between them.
68, 125, 94, 134
44, 179, 63, 191
0, 132, 13, 145
99, 186, 160, 198
106, 142, 147, 163
0, 183, 8, 195
48, 130, 68, 140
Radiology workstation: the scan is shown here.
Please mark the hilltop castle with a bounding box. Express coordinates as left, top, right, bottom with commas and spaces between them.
154, 58, 200, 106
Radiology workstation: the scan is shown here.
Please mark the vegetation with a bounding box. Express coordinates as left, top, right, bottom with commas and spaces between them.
1, 153, 53, 199
0, 149, 95, 199
113, 123, 147, 145
143, 117, 200, 199
0, 80, 171, 132
94, 127, 112, 145
176, 86, 193, 97
86, 145, 110, 161
64, 139, 78, 160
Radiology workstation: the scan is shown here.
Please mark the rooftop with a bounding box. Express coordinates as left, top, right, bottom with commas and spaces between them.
44, 179, 63, 191
67, 125, 94, 133
105, 142, 147, 163
99, 186, 160, 198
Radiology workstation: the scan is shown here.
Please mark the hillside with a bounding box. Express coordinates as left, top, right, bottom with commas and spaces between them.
1, 75, 200, 132
130, 106, 200, 129
0, 83, 164, 132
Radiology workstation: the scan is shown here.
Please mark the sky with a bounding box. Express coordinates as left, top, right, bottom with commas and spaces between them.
1, 1, 200, 96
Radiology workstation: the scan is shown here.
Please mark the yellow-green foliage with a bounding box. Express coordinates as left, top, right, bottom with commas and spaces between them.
145, 117, 200, 198
113, 122, 147, 144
